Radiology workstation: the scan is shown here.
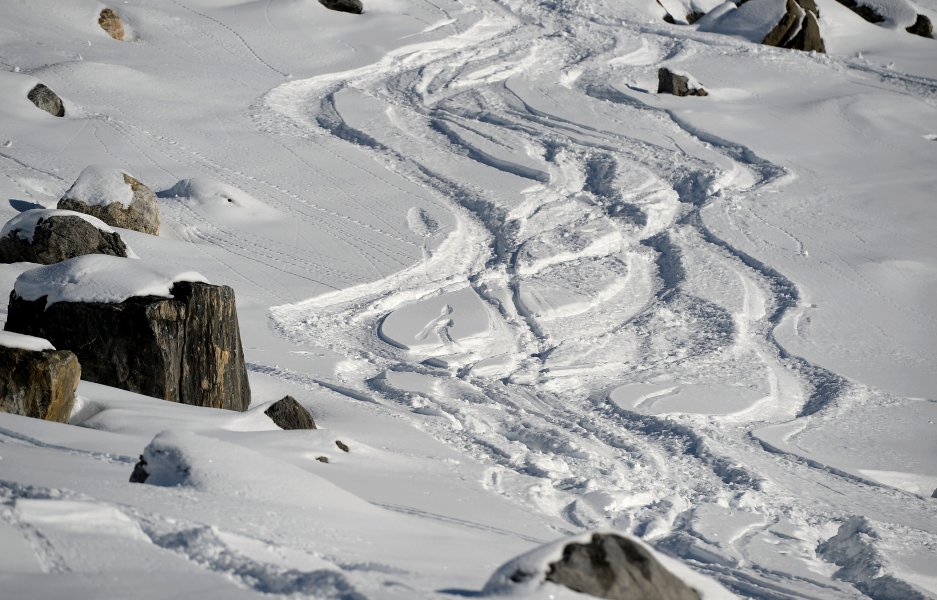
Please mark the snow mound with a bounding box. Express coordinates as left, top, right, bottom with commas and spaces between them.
842, 0, 919, 27
698, 0, 791, 42
0, 330, 55, 351
2, 208, 118, 243
482, 529, 736, 599
163, 178, 281, 221
13, 254, 207, 306
63, 166, 135, 208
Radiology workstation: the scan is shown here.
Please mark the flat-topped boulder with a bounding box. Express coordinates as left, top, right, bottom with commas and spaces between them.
0, 331, 79, 422
58, 166, 160, 236
4, 255, 250, 411
0, 208, 132, 264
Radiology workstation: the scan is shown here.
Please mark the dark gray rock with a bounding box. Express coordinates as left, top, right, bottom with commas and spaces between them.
0, 344, 79, 422
99, 8, 125, 41
5, 281, 251, 411
27, 84, 65, 117
130, 455, 149, 483
544, 533, 701, 600
335, 440, 350, 452
834, 0, 884, 23
906, 14, 934, 38
264, 395, 316, 430
657, 68, 708, 97
0, 213, 130, 265
58, 169, 160, 236
319, 0, 363, 14
762, 0, 803, 46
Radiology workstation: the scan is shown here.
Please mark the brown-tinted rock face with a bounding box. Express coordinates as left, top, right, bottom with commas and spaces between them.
99, 8, 125, 41
545, 533, 701, 600
265, 395, 317, 430
5, 281, 250, 411
0, 215, 129, 264
58, 172, 160, 236
763, 0, 826, 52
27, 84, 65, 117
0, 345, 79, 422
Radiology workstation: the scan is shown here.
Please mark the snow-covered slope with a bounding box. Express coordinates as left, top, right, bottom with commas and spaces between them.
1, 0, 936, 598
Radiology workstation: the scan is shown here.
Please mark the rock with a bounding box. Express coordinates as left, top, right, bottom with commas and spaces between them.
27, 84, 64, 117
335, 440, 350, 452
657, 68, 708, 97
0, 210, 131, 265
906, 14, 934, 38
788, 11, 825, 52
264, 395, 316, 430
5, 280, 251, 411
544, 533, 701, 600
834, 0, 885, 23
319, 0, 363, 14
129, 455, 149, 483
762, 0, 826, 52
98, 8, 125, 40
316, 456, 330, 463
0, 334, 79, 423
58, 167, 160, 236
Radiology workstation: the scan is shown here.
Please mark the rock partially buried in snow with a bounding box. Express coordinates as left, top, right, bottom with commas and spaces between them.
483, 531, 734, 599
0, 331, 80, 423
58, 166, 160, 236
162, 177, 281, 222
98, 8, 125, 41
0, 209, 132, 264
264, 395, 317, 430
4, 255, 250, 411
27, 83, 64, 117
319, 0, 364, 14
906, 14, 934, 38
658, 68, 708, 97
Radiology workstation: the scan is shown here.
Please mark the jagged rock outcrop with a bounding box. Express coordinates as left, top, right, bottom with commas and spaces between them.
0, 210, 130, 264
98, 8, 125, 40
264, 395, 317, 430
544, 533, 701, 600
58, 167, 160, 236
906, 14, 934, 38
763, 0, 826, 52
27, 84, 65, 117
0, 336, 79, 423
657, 68, 708, 97
319, 0, 363, 14
5, 281, 251, 411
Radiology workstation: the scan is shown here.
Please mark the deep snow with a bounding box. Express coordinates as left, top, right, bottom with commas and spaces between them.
1, 0, 936, 598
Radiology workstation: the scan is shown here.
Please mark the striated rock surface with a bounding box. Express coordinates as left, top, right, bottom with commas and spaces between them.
319, 0, 363, 14
98, 8, 125, 40
0, 210, 130, 264
265, 395, 317, 430
27, 83, 64, 117
58, 167, 160, 236
658, 68, 708, 97
5, 280, 250, 411
0, 335, 79, 423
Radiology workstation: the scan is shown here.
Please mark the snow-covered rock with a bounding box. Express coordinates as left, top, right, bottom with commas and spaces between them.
163, 178, 281, 222
0, 331, 79, 423
658, 68, 709, 97
6, 256, 250, 411
58, 166, 161, 236
483, 530, 735, 599
0, 208, 133, 264
699, 0, 826, 52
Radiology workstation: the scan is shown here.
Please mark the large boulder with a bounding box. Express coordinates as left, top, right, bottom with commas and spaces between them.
0, 331, 79, 423
484, 531, 732, 600
4, 255, 250, 411
658, 68, 708, 97
319, 0, 363, 14
0, 209, 132, 265
265, 395, 317, 430
58, 166, 160, 236
700, 0, 826, 53
98, 8, 126, 41
27, 83, 64, 117
763, 0, 826, 52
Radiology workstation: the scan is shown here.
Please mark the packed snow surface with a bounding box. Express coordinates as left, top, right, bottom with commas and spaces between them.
13, 255, 207, 306
0, 330, 54, 351
1, 0, 936, 598
62, 166, 136, 208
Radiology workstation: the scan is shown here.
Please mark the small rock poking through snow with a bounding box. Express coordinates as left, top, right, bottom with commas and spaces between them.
658, 68, 709, 96
26, 83, 64, 117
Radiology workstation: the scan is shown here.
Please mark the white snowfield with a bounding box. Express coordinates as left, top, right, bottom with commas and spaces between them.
1, 0, 936, 598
